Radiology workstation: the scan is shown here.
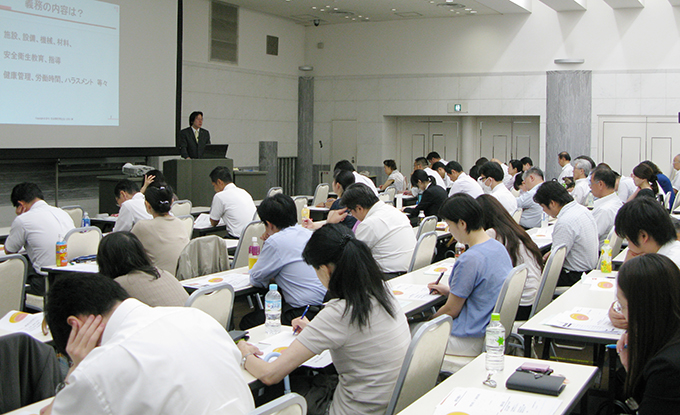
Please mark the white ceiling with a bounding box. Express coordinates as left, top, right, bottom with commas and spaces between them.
224, 0, 525, 26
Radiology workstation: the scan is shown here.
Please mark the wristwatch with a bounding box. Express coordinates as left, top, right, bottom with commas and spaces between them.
241, 352, 254, 369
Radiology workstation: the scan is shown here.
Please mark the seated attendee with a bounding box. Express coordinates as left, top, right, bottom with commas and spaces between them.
534, 181, 598, 286
520, 156, 533, 172
379, 159, 406, 192
237, 224, 410, 415
642, 160, 674, 208
469, 157, 488, 180
432, 161, 453, 188
111, 179, 152, 233
557, 151, 574, 185
590, 166, 623, 247
615, 170, 637, 202
334, 159, 379, 196
506, 159, 523, 190
477, 195, 544, 320
426, 151, 448, 167
404, 169, 447, 226
478, 161, 517, 215
97, 232, 188, 307
672, 154, 680, 194
139, 169, 179, 202
516, 167, 545, 229
428, 194, 512, 357
327, 169, 358, 229
615, 254, 680, 414
42, 274, 254, 415
341, 183, 416, 277
445, 161, 484, 199
630, 163, 659, 201
5, 183, 75, 295
414, 156, 446, 189
241, 194, 327, 329
571, 159, 592, 206
131, 185, 189, 276
208, 166, 257, 237
490, 158, 513, 189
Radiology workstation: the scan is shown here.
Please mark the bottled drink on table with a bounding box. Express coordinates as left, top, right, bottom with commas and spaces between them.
82, 212, 90, 227
56, 237, 67, 267
265, 284, 282, 335
455, 242, 466, 258
418, 211, 425, 224
541, 212, 549, 228
248, 237, 260, 269
485, 313, 505, 373
301, 205, 310, 221
600, 239, 612, 273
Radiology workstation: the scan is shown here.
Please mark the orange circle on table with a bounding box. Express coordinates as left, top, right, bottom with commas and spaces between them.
9, 312, 27, 323
597, 281, 614, 289
273, 347, 288, 353
446, 412, 470, 415
208, 278, 223, 283
434, 267, 448, 273
570, 313, 589, 321
392, 290, 404, 295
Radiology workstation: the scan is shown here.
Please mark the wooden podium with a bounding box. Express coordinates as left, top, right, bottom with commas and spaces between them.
163, 158, 234, 207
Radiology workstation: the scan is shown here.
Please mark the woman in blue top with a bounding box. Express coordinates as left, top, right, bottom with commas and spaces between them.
428, 194, 513, 357
642, 160, 673, 208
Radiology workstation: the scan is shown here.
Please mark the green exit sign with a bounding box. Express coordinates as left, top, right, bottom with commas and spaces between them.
453, 104, 462, 112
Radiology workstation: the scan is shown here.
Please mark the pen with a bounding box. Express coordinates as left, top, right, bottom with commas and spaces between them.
293, 305, 310, 335
430, 271, 445, 295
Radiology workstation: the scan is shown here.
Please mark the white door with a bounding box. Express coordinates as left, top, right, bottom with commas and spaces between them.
330, 120, 358, 167
397, 117, 461, 173
478, 117, 539, 163
429, 118, 461, 162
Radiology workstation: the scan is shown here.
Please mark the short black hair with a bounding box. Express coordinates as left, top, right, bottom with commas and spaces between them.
257, 193, 297, 229
520, 157, 533, 167
533, 180, 573, 207
144, 169, 167, 184
523, 167, 544, 180
558, 151, 571, 161
383, 159, 397, 170
45, 274, 130, 356
414, 157, 429, 168
189, 111, 203, 126
333, 169, 355, 191
444, 161, 463, 174
113, 179, 139, 198
426, 152, 441, 161
508, 159, 522, 171
209, 166, 233, 184
475, 157, 489, 167
333, 160, 355, 172
478, 161, 504, 182
615, 197, 675, 246
144, 184, 174, 214
11, 182, 44, 207
341, 183, 379, 210
410, 169, 435, 187
439, 194, 484, 233
591, 166, 616, 189
431, 161, 446, 171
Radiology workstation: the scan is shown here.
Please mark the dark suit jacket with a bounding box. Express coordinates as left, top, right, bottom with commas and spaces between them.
405, 184, 448, 220
178, 127, 211, 159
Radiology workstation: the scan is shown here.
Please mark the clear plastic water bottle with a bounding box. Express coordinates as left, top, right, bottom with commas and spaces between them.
81, 212, 90, 227
600, 239, 612, 273
541, 212, 549, 228
418, 211, 425, 224
455, 242, 466, 258
265, 284, 282, 335
248, 237, 260, 269
485, 313, 505, 373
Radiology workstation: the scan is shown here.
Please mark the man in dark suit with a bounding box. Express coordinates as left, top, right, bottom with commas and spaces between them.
178, 111, 211, 159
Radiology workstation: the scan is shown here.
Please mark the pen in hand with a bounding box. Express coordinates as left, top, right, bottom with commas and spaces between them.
293, 305, 310, 335
430, 271, 445, 295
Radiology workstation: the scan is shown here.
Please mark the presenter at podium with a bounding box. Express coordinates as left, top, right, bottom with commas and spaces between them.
178, 111, 211, 159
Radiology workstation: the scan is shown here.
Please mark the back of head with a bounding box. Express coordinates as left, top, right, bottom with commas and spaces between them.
509, 159, 522, 171
113, 179, 139, 198
575, 155, 596, 169
591, 166, 616, 189
414, 157, 429, 169
410, 169, 433, 187
302, 223, 395, 327
533, 180, 573, 207
439, 194, 484, 232
431, 161, 445, 171
523, 167, 544, 181
209, 166, 233, 184
383, 159, 397, 171
11, 182, 43, 207
426, 151, 441, 162
615, 196, 675, 246
558, 151, 571, 161
445, 160, 463, 174
334, 169, 355, 191
257, 193, 297, 229
341, 183, 379, 210
189, 111, 203, 126
641, 160, 663, 175
97, 232, 158, 280
634, 162, 655, 181
475, 157, 489, 167
333, 160, 355, 172
479, 161, 504, 182
520, 156, 533, 167
144, 169, 167, 184
144, 185, 174, 214
46, 274, 130, 354
573, 159, 592, 177
513, 173, 524, 191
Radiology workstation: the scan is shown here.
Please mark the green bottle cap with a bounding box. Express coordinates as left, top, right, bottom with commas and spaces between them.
491, 313, 500, 321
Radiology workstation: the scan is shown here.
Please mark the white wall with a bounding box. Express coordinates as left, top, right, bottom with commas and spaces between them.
182, 1, 305, 166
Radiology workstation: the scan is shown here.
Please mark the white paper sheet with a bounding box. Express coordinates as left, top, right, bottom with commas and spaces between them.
545, 307, 624, 335
257, 331, 333, 369
193, 213, 224, 229
587, 279, 617, 291
388, 283, 441, 302
423, 263, 455, 276
434, 387, 562, 415
181, 271, 251, 291
0, 311, 46, 339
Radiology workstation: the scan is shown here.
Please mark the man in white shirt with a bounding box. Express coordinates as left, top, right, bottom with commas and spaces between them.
341, 183, 416, 277
478, 161, 517, 215
426, 151, 448, 167
415, 157, 446, 189
615, 173, 637, 203
42, 274, 254, 415
534, 181, 599, 286
445, 161, 484, 198
520, 156, 533, 172
432, 161, 453, 188
112, 180, 153, 233
590, 166, 623, 248
5, 182, 75, 295
209, 166, 257, 238
570, 158, 592, 206
334, 160, 379, 196
557, 151, 574, 184
516, 167, 544, 229
490, 158, 513, 189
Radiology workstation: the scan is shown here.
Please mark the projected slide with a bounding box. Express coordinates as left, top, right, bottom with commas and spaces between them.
0, 0, 119, 126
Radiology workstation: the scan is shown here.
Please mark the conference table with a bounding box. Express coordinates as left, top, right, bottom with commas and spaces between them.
526, 224, 554, 252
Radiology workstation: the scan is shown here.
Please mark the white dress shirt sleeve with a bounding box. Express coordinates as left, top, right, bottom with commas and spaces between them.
52, 372, 110, 415
113, 203, 134, 233
4, 218, 27, 253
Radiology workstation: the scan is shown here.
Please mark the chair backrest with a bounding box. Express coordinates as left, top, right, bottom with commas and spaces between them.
175, 235, 230, 280
64, 227, 103, 261
493, 264, 528, 341
293, 196, 309, 224
177, 215, 195, 239
530, 245, 567, 318
232, 221, 266, 269
248, 393, 307, 415
407, 231, 437, 273
0, 255, 28, 316
607, 228, 624, 258
378, 193, 391, 203
512, 208, 523, 224
384, 315, 453, 415
385, 186, 397, 202
170, 199, 193, 217
672, 190, 680, 213
664, 191, 673, 210
185, 282, 234, 330
61, 205, 84, 228
267, 187, 284, 198
415, 215, 437, 240
311, 183, 330, 206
